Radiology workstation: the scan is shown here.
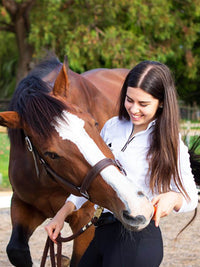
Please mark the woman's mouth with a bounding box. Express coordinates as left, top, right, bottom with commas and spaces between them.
130, 114, 142, 121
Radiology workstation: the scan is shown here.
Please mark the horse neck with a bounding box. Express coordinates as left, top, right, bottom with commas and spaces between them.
69, 70, 116, 129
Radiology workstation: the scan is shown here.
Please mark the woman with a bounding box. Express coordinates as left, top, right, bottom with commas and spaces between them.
45, 61, 198, 267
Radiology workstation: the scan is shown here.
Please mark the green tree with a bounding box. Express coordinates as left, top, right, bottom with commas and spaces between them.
1, 0, 35, 84
0, 0, 200, 103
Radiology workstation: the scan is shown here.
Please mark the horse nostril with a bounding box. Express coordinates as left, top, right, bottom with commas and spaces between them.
122, 210, 146, 225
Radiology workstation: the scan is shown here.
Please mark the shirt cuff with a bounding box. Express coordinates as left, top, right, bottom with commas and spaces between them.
175, 193, 198, 213
66, 194, 87, 210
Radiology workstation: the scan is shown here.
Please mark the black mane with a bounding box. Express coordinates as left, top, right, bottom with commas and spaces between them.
8, 57, 66, 146
27, 56, 61, 80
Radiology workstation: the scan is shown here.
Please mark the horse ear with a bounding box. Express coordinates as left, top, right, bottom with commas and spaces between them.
53, 56, 70, 97
0, 111, 22, 129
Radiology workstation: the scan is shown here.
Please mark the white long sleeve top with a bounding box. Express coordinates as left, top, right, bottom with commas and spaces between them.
67, 116, 198, 213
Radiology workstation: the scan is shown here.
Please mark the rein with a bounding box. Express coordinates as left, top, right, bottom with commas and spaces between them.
40, 206, 104, 267
25, 136, 125, 199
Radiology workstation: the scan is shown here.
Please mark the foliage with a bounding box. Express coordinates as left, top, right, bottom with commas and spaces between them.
0, 31, 18, 99
1, 0, 200, 103
29, 0, 177, 70
0, 133, 10, 188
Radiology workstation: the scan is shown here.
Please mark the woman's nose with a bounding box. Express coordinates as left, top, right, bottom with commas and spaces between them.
130, 104, 140, 114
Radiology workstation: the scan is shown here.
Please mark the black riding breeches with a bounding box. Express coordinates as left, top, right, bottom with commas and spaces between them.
78, 219, 163, 267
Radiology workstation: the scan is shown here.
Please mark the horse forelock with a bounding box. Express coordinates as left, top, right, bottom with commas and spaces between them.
22, 91, 66, 140
8, 75, 67, 145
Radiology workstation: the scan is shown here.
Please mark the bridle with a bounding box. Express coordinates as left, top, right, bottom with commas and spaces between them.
25, 135, 126, 200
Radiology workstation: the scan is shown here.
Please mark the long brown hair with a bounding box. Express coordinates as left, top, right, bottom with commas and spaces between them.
119, 61, 189, 198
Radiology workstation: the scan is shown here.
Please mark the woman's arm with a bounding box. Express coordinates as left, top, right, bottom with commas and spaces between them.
152, 137, 198, 227
45, 193, 87, 243
172, 137, 198, 213
45, 201, 75, 243
151, 191, 183, 227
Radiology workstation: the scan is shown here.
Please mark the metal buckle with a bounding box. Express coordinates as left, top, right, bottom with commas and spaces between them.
114, 159, 127, 176
25, 136, 33, 152
93, 206, 104, 219
77, 187, 90, 199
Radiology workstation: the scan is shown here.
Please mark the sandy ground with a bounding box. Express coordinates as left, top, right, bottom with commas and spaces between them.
0, 202, 200, 267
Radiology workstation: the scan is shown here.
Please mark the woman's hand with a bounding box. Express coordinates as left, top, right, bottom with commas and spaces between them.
45, 214, 65, 243
151, 191, 183, 227
45, 201, 75, 243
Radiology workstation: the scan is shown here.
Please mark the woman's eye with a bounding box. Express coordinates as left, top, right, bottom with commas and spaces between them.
44, 152, 59, 159
140, 104, 148, 107
126, 97, 133, 103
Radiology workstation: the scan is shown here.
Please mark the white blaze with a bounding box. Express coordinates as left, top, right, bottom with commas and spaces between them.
54, 111, 105, 165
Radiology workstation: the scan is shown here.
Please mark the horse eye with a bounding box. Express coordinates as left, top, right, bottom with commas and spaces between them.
95, 121, 99, 127
44, 152, 59, 159
137, 191, 145, 197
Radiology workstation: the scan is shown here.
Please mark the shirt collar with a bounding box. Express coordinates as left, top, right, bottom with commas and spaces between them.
132, 119, 156, 137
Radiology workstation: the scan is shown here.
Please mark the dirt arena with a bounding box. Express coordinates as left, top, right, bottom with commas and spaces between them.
0, 203, 200, 267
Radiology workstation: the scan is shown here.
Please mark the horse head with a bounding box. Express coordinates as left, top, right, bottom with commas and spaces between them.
0, 76, 154, 231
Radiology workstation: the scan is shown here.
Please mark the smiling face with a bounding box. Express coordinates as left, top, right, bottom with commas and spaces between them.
124, 87, 160, 134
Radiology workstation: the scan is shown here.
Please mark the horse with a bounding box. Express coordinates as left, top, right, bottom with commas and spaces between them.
0, 56, 155, 267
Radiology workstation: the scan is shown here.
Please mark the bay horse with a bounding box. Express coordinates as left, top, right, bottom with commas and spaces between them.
0, 56, 154, 267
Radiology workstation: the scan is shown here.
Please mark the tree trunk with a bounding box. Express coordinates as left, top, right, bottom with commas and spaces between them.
2, 0, 36, 85
14, 12, 34, 84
